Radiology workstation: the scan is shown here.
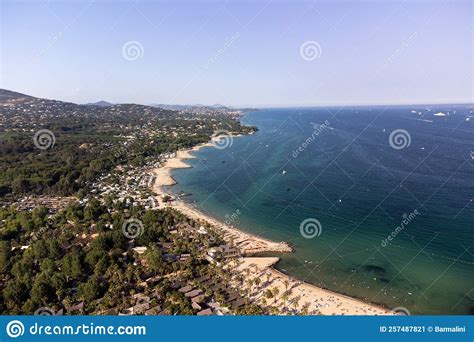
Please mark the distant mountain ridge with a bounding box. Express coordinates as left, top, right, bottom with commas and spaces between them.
86, 101, 114, 107
151, 103, 233, 111
0, 89, 35, 104
0, 89, 252, 117
0, 89, 232, 110
0, 88, 250, 130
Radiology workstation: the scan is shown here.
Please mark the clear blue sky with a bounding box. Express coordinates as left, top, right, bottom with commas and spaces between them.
1, 0, 472, 107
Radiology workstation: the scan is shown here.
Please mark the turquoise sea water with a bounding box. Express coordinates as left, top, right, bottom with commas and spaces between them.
168, 106, 474, 315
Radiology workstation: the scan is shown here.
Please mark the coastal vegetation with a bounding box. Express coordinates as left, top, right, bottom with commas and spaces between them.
0, 200, 262, 314
0, 89, 256, 201
0, 89, 263, 315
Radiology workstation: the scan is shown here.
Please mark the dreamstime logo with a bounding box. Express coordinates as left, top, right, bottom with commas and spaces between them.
202, 32, 240, 71
224, 209, 241, 225
28, 218, 54, 244
33, 129, 56, 150
122, 218, 144, 239
26, 31, 63, 69
122, 41, 144, 61
389, 129, 411, 150
6, 320, 24, 338
292, 121, 330, 158
300, 41, 322, 61
299, 218, 322, 239
211, 129, 233, 150
34, 307, 55, 315
376, 31, 418, 74
113, 144, 128, 159
381, 209, 419, 247
392, 306, 411, 315
137, 173, 156, 189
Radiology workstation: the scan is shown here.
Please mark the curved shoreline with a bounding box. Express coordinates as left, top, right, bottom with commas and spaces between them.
151, 142, 393, 315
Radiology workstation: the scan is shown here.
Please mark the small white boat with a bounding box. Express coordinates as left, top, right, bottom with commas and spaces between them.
282, 170, 287, 175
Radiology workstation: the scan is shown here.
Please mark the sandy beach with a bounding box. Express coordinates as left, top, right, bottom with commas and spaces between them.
232, 257, 391, 315
151, 144, 209, 187
151, 143, 392, 315
152, 142, 291, 254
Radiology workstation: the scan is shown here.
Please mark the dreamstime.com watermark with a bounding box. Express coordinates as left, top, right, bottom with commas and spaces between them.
389, 129, 411, 150
300, 40, 322, 61
122, 40, 144, 61
27, 31, 63, 69
122, 218, 145, 239
202, 32, 240, 71
224, 209, 241, 225
27, 218, 54, 245
292, 121, 330, 158
211, 129, 233, 150
376, 31, 418, 74
5, 320, 146, 338
381, 209, 420, 247
392, 306, 411, 316
33, 129, 56, 150
299, 218, 323, 239
34, 307, 56, 316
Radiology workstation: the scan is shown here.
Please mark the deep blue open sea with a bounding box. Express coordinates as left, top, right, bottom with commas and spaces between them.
168, 105, 474, 315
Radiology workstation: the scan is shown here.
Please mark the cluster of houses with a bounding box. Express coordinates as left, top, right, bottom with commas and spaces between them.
113, 272, 248, 316
175, 274, 246, 315
88, 163, 160, 210
99, 274, 248, 316
3, 196, 76, 212
1, 88, 254, 146
206, 244, 240, 264
0, 96, 78, 130
32, 222, 247, 316
88, 239, 247, 316
87, 148, 188, 211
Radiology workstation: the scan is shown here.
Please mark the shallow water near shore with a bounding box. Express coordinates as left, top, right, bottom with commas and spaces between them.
169, 106, 474, 315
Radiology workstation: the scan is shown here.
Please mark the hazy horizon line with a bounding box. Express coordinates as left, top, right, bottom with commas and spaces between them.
2, 87, 473, 110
